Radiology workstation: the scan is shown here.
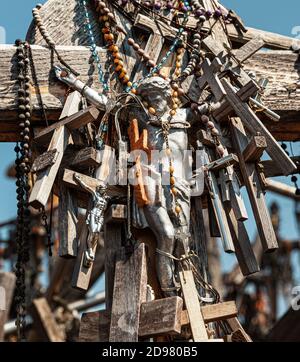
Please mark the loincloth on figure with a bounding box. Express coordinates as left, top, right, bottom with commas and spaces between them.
132, 163, 191, 229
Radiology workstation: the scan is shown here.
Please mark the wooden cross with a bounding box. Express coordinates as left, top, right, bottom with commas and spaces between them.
29, 90, 100, 210
30, 298, 64, 342
132, 13, 182, 82
79, 295, 251, 342
198, 58, 226, 102
230, 117, 278, 252
222, 79, 297, 176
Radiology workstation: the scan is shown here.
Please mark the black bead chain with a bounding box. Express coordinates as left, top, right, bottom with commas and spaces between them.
14, 39, 32, 341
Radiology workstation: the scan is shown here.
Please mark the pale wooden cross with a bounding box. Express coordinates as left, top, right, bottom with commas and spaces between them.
198, 57, 226, 102
29, 91, 100, 210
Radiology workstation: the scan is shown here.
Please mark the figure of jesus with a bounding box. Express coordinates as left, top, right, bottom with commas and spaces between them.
74, 173, 110, 268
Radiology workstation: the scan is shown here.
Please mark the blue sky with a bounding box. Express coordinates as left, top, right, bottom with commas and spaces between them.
0, 0, 300, 313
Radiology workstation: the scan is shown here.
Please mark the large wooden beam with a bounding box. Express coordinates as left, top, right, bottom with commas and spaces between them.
0, 45, 300, 141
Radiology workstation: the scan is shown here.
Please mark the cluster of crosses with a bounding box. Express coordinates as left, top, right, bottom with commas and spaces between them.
0, 0, 300, 342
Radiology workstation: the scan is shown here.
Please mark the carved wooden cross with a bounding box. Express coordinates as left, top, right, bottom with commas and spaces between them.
198, 58, 226, 102
29, 91, 100, 210
132, 13, 183, 82
78, 242, 251, 342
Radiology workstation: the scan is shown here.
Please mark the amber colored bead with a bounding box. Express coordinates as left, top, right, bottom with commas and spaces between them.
148, 107, 156, 115
115, 64, 123, 72
119, 72, 126, 79
173, 91, 178, 97
113, 52, 121, 60
175, 69, 181, 76
170, 176, 176, 185
123, 75, 130, 83
102, 15, 109, 21
131, 89, 137, 94
169, 165, 175, 174
171, 83, 179, 91
176, 61, 181, 68
166, 148, 172, 156
172, 104, 178, 110
175, 205, 181, 214
104, 33, 114, 41
102, 27, 110, 34
170, 109, 176, 116
127, 81, 133, 88
171, 187, 177, 196
110, 45, 118, 52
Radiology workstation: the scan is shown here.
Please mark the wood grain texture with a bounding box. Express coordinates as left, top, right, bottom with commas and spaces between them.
139, 297, 183, 337
0, 272, 16, 341
58, 185, 78, 258
179, 270, 209, 341
223, 79, 297, 176
109, 243, 148, 342
79, 310, 110, 342
29, 125, 72, 209
0, 46, 299, 141
230, 117, 278, 252
30, 298, 65, 342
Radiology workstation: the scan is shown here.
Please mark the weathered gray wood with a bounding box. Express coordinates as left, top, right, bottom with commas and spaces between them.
26, 0, 299, 51
265, 179, 300, 200
233, 36, 265, 63
0, 272, 16, 341
181, 301, 238, 326
198, 58, 226, 102
79, 310, 109, 342
230, 117, 278, 252
109, 243, 148, 342
59, 91, 81, 119
139, 297, 183, 337
227, 317, 252, 342
70, 147, 100, 170
104, 205, 126, 312
71, 221, 96, 291
179, 269, 209, 341
262, 156, 300, 178
62, 169, 124, 198
224, 186, 260, 276
223, 79, 297, 176
31, 149, 59, 173
30, 298, 65, 342
34, 107, 100, 144
58, 185, 78, 258
202, 35, 257, 90
0, 45, 299, 141
243, 136, 267, 163
30, 126, 72, 209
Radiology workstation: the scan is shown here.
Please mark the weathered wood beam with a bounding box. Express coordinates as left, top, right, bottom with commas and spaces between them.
186, 16, 300, 50
0, 45, 300, 141
262, 156, 300, 178
265, 179, 300, 200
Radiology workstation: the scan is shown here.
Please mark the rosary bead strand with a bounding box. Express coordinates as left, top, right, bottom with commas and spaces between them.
80, 0, 109, 91
96, 1, 132, 90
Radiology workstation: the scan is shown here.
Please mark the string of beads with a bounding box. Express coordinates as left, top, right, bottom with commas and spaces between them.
14, 39, 32, 341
